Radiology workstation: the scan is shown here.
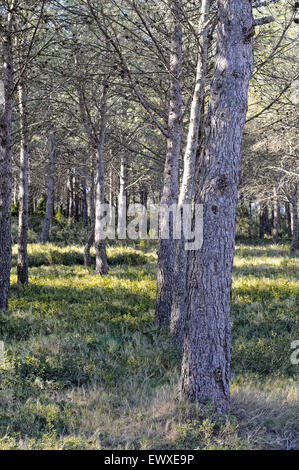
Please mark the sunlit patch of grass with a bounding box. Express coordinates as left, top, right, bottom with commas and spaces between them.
0, 240, 298, 449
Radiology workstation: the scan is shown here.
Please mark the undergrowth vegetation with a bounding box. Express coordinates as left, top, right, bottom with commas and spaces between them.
0, 240, 298, 450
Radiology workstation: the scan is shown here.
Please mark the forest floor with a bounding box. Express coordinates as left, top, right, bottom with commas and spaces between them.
0, 240, 298, 450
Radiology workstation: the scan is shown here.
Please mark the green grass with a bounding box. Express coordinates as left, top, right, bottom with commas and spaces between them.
0, 241, 298, 450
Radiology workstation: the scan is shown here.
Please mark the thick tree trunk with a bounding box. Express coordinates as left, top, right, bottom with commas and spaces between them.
155, 1, 183, 326
17, 81, 29, 286
180, 0, 254, 413
273, 187, 280, 244
290, 186, 299, 253
40, 136, 56, 244
0, 18, 14, 310
170, 0, 210, 349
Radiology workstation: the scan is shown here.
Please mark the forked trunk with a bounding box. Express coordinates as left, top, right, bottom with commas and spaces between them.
180, 0, 254, 413
155, 1, 183, 326
171, 0, 210, 349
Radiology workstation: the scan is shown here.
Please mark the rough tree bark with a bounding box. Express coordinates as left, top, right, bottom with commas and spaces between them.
273, 187, 280, 244
95, 141, 108, 275
180, 0, 257, 413
285, 201, 291, 236
84, 164, 95, 267
17, 80, 29, 285
0, 13, 14, 310
94, 79, 108, 275
259, 205, 268, 239
40, 135, 56, 244
118, 154, 127, 239
170, 0, 210, 349
76, 52, 108, 274
155, 1, 183, 326
290, 185, 299, 253
82, 176, 88, 227
109, 168, 114, 227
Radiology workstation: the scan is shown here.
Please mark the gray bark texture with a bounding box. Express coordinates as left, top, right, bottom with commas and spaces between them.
155, 1, 183, 326
40, 136, 56, 244
84, 166, 95, 267
170, 0, 210, 349
95, 143, 108, 275
118, 154, 127, 239
180, 0, 254, 413
290, 185, 299, 253
94, 82, 108, 275
273, 187, 280, 244
17, 81, 29, 285
82, 177, 88, 227
0, 17, 14, 310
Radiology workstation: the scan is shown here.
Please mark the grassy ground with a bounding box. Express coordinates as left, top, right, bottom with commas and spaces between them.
0, 240, 298, 450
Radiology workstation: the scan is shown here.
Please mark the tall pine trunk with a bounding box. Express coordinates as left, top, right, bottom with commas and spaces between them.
273, 187, 280, 244
180, 0, 255, 413
0, 17, 14, 310
17, 81, 29, 285
118, 154, 127, 239
40, 135, 56, 244
82, 176, 88, 227
155, 1, 183, 326
84, 165, 95, 266
170, 0, 210, 349
94, 82, 108, 275
290, 185, 299, 253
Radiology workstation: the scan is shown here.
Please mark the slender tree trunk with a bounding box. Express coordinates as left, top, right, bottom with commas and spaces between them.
290, 185, 299, 253
180, 0, 254, 413
82, 177, 88, 227
73, 175, 80, 222
271, 204, 274, 230
265, 203, 271, 235
273, 187, 280, 244
109, 168, 114, 226
0, 17, 14, 310
118, 154, 127, 239
94, 82, 108, 275
170, 0, 210, 349
40, 136, 56, 244
259, 206, 267, 239
285, 201, 291, 236
17, 81, 29, 286
155, 1, 183, 326
84, 166, 95, 266
66, 171, 72, 218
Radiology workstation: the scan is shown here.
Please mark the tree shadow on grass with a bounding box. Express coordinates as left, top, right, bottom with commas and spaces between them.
11, 250, 148, 269
4, 280, 155, 342
233, 263, 298, 278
